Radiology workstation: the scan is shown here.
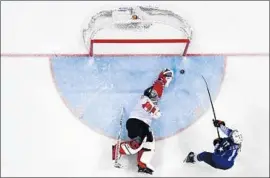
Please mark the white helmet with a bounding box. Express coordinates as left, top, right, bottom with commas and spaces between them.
230, 130, 243, 144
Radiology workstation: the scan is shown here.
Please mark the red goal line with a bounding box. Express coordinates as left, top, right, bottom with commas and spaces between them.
0, 53, 269, 58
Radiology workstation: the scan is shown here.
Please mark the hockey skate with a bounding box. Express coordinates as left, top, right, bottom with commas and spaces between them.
183, 152, 195, 163
138, 164, 154, 175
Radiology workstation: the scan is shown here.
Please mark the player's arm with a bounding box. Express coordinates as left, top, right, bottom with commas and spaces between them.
140, 96, 161, 119
139, 68, 173, 119
153, 68, 174, 98
220, 125, 233, 137
213, 120, 233, 137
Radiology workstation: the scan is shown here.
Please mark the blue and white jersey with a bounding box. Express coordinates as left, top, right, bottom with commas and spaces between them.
213, 125, 241, 162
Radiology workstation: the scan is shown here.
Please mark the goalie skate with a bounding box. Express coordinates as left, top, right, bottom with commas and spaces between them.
138, 165, 154, 175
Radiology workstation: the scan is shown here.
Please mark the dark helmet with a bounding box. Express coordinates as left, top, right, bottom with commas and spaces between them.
143, 86, 158, 104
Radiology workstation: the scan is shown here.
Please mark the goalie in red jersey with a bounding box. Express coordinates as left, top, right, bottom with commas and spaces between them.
112, 68, 174, 175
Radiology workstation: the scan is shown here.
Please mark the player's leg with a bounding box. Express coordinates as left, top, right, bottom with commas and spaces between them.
112, 118, 145, 160
196, 152, 218, 168
184, 151, 217, 167
198, 152, 234, 170
126, 118, 144, 140
136, 123, 155, 174
185, 151, 233, 170
211, 155, 234, 170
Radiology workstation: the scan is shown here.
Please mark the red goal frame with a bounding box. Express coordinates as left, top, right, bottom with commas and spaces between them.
89, 39, 190, 57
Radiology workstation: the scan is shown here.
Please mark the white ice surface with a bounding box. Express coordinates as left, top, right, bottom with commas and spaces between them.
1, 1, 269, 54
1, 1, 269, 177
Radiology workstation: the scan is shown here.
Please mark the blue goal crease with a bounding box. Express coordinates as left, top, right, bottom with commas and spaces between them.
50, 55, 226, 140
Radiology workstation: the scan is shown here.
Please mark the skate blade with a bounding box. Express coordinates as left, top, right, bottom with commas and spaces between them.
114, 162, 123, 168
183, 157, 195, 164
138, 170, 153, 175
183, 157, 194, 163
183, 157, 187, 163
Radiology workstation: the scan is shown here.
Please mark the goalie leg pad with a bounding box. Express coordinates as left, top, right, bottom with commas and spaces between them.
137, 131, 155, 169
112, 136, 147, 160
120, 137, 144, 155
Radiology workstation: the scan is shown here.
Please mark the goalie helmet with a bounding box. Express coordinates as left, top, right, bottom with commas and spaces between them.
143, 86, 158, 104
230, 130, 243, 144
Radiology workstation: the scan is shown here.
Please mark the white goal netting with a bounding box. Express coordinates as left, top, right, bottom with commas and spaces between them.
82, 6, 193, 56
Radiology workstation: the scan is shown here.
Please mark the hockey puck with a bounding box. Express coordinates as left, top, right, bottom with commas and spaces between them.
180, 69, 185, 74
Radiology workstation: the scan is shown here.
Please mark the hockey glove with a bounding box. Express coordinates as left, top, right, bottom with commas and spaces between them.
213, 138, 223, 146
213, 120, 225, 127
158, 68, 174, 88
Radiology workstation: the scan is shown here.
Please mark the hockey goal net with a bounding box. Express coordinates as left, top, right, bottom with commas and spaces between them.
83, 6, 193, 57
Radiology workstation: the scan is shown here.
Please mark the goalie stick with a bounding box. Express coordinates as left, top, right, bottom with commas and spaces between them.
114, 106, 125, 168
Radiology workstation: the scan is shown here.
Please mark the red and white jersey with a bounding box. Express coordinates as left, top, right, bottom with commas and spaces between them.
129, 69, 173, 126
129, 95, 160, 126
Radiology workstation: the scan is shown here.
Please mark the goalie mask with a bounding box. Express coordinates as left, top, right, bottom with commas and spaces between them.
143, 86, 158, 104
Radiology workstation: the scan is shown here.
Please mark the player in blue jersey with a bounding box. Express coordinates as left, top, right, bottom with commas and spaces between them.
184, 120, 243, 170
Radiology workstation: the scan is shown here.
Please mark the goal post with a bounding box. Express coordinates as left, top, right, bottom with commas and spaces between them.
83, 6, 193, 57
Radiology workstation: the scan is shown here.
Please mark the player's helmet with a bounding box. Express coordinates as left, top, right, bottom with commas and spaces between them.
230, 130, 243, 144
144, 86, 158, 104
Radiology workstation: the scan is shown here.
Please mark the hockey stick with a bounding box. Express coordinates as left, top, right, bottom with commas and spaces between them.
201, 75, 220, 139
114, 106, 125, 168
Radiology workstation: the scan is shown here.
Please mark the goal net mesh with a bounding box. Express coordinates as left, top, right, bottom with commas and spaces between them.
82, 6, 193, 56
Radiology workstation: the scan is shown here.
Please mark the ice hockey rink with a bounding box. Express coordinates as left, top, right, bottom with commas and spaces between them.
1, 1, 269, 177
